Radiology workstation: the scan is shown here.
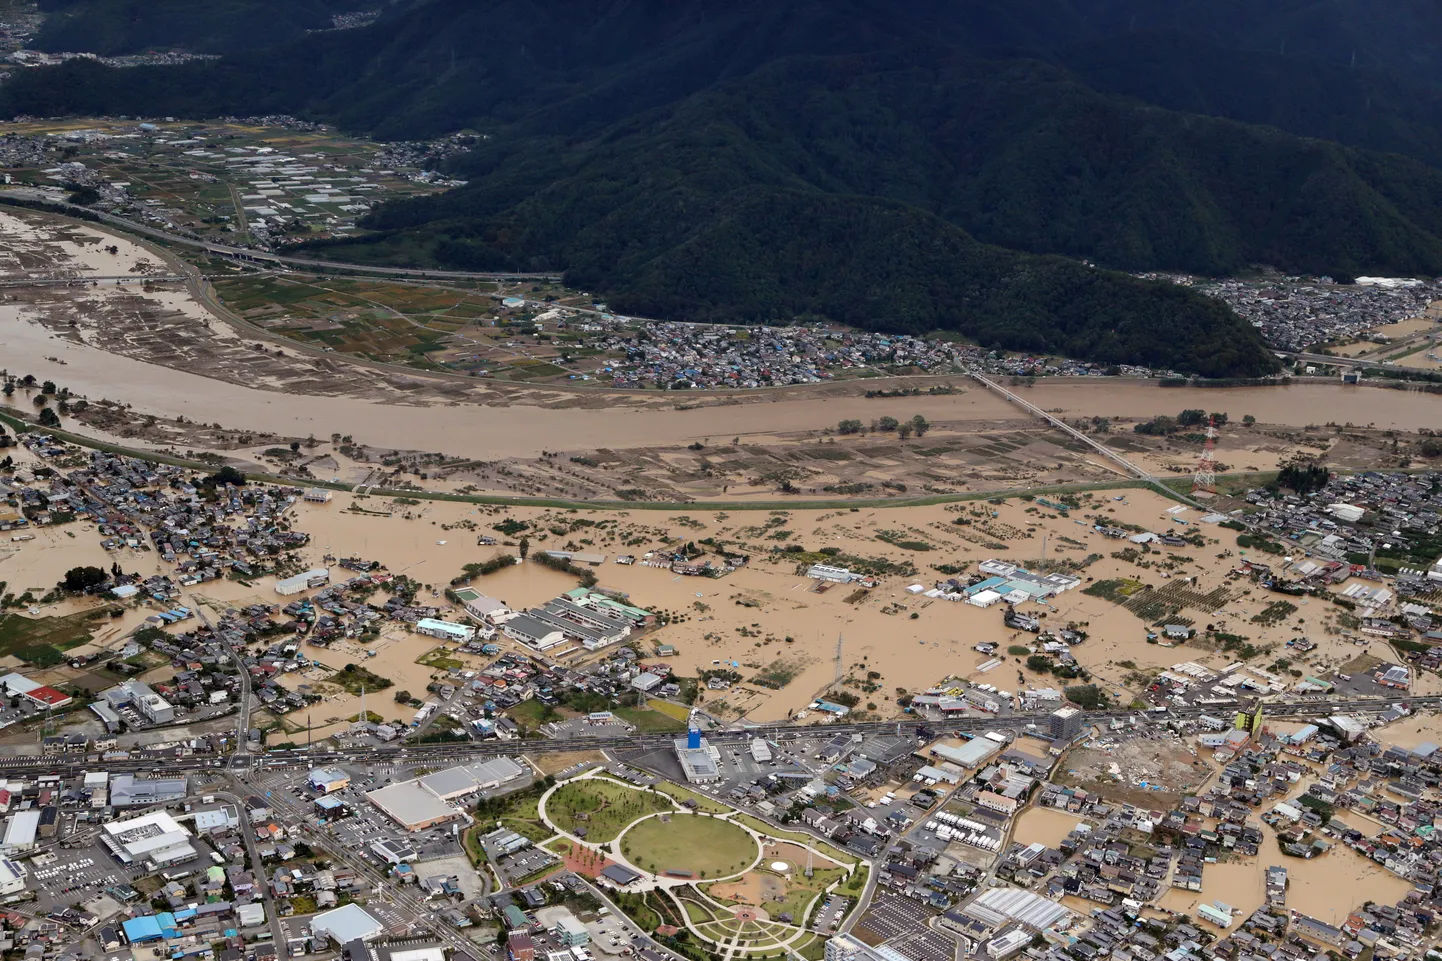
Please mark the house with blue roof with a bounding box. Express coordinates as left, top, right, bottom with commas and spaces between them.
122, 912, 178, 943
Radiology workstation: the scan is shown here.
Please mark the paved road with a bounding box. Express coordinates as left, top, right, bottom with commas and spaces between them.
0, 189, 559, 281
183, 596, 255, 765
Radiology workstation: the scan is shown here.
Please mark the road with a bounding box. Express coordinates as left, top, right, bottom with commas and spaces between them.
251, 775, 480, 955
0, 189, 559, 282
183, 595, 255, 766
0, 694, 1427, 776
214, 786, 288, 948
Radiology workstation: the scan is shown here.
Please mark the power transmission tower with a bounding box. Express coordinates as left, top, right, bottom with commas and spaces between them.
805, 845, 814, 878
1193, 416, 1218, 495
835, 634, 844, 683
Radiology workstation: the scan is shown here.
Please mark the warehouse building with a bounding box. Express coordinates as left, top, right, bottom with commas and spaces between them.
1, 811, 40, 852
367, 757, 527, 830
311, 904, 386, 945
275, 568, 330, 596
101, 810, 196, 866
110, 774, 188, 807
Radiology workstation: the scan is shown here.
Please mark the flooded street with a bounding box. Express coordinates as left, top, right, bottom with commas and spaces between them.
1156, 825, 1412, 923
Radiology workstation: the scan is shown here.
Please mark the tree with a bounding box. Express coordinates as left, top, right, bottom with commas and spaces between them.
873, 416, 899, 432
1177, 409, 1207, 427
210, 465, 246, 486
910, 414, 930, 437
344, 663, 357, 673
394, 690, 412, 703
519, 536, 530, 561
289, 441, 301, 453
37, 407, 59, 427
1242, 414, 1256, 426
897, 422, 913, 440
62, 566, 108, 592
1, 383, 11, 397
40, 381, 55, 395
836, 419, 862, 435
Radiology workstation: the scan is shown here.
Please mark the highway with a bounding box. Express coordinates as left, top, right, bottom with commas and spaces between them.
0, 189, 559, 282
4, 694, 1428, 777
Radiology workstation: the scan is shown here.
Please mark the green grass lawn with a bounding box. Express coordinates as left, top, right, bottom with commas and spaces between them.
547, 778, 673, 842
326, 664, 393, 694
614, 706, 686, 733
732, 814, 857, 865
416, 646, 465, 670
481, 789, 553, 843
620, 814, 757, 879
0, 608, 114, 666
506, 699, 553, 728
653, 782, 731, 815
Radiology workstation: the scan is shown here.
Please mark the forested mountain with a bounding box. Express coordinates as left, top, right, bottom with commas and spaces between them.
7, 0, 1442, 376
347, 53, 1442, 282
1052, 33, 1442, 167
32, 0, 372, 56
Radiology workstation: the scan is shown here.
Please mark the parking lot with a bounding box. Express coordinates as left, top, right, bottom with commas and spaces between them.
892, 927, 959, 961
812, 895, 851, 932
257, 766, 467, 866
29, 852, 126, 899
856, 892, 940, 944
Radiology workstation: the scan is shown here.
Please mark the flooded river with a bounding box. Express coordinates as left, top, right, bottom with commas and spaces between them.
6, 306, 1442, 460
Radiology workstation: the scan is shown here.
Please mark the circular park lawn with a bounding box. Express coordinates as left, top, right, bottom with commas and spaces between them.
620, 815, 759, 879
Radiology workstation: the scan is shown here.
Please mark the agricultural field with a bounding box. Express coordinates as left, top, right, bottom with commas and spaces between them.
0, 118, 449, 246
210, 273, 632, 378
0, 608, 116, 666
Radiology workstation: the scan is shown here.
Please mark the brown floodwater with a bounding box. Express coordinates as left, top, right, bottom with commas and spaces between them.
6, 297, 1442, 460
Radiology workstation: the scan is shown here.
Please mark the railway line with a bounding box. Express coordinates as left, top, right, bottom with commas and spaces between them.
4, 694, 1427, 777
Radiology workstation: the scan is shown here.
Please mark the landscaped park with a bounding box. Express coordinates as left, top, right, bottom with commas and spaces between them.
528, 771, 869, 959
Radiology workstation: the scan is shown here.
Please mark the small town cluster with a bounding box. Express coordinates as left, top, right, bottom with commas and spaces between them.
563, 317, 1165, 389
1196, 276, 1442, 352
5, 430, 1442, 961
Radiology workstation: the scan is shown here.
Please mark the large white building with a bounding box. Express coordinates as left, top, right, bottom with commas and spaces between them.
311, 903, 385, 945
825, 935, 911, 961
275, 568, 330, 596
0, 856, 26, 895
366, 757, 527, 831
415, 618, 476, 643
1, 811, 40, 852
100, 810, 196, 866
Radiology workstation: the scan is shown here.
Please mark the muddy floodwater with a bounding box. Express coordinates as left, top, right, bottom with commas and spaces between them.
1157, 826, 1412, 924
1012, 807, 1086, 849
7, 306, 1442, 460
